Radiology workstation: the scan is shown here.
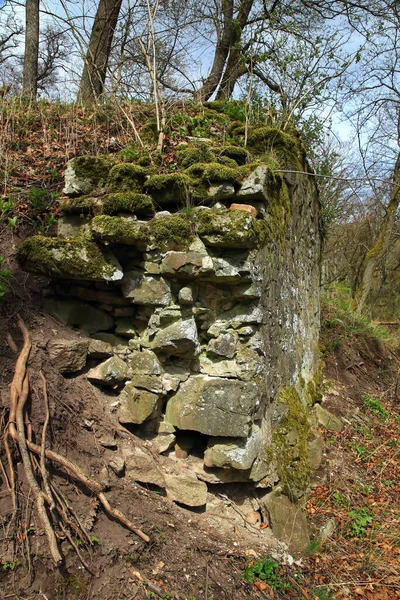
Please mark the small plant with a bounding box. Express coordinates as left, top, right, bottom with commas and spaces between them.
363, 395, 389, 422
90, 535, 101, 545
331, 491, 350, 508
351, 443, 371, 461
0, 255, 12, 299
7, 215, 18, 229
312, 586, 335, 600
28, 186, 48, 209
241, 557, 290, 592
1, 560, 20, 571
348, 507, 373, 537
305, 538, 322, 555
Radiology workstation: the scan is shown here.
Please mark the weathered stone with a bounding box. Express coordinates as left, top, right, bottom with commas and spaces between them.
63, 156, 114, 197
91, 332, 128, 348
91, 216, 148, 247
199, 356, 241, 378
115, 318, 137, 338
161, 251, 214, 279
130, 374, 164, 394
151, 318, 200, 358
261, 492, 310, 553
236, 165, 272, 202
108, 455, 125, 476
122, 271, 171, 306
189, 456, 251, 484
47, 339, 88, 373
230, 283, 262, 300
59, 284, 130, 306
314, 405, 343, 432
207, 182, 235, 200
229, 203, 258, 217
57, 215, 91, 238
129, 350, 163, 375
113, 306, 135, 317
165, 375, 259, 437
165, 473, 207, 507
204, 425, 262, 470
178, 286, 195, 305
123, 445, 165, 488
44, 299, 114, 334
19, 237, 123, 282
207, 332, 237, 359
87, 339, 113, 359
196, 210, 260, 249
87, 356, 128, 387
118, 382, 161, 424
307, 433, 323, 469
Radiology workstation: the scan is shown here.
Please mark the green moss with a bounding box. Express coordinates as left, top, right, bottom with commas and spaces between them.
247, 127, 301, 166
91, 215, 149, 246
102, 192, 154, 217
195, 207, 267, 248
176, 144, 216, 168
108, 163, 148, 192
218, 146, 250, 165
59, 196, 102, 215
17, 235, 117, 280
203, 100, 246, 122
227, 121, 246, 138
149, 214, 194, 248
268, 387, 312, 500
141, 119, 158, 142
217, 156, 239, 168
72, 155, 115, 181
185, 162, 245, 185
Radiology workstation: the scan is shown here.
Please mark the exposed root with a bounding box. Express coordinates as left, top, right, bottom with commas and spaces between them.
4, 316, 150, 571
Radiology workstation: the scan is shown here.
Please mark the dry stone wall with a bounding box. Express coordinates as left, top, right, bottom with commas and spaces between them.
18, 127, 322, 523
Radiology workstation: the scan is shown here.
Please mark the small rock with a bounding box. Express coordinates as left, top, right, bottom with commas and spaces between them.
87, 356, 128, 387
165, 473, 207, 507
47, 339, 88, 373
108, 455, 125, 476
314, 405, 343, 431
118, 383, 161, 424
178, 286, 195, 305
122, 271, 172, 306
88, 339, 113, 359
152, 318, 200, 358
207, 332, 237, 359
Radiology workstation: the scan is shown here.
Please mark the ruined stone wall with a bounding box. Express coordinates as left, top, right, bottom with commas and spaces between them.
18, 126, 322, 513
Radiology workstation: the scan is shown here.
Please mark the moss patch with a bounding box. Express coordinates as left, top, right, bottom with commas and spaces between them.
149, 214, 194, 248
176, 144, 216, 169
247, 127, 301, 166
268, 387, 312, 500
71, 155, 115, 181
91, 215, 149, 246
185, 162, 245, 185
102, 192, 154, 217
17, 235, 119, 280
108, 164, 148, 192
218, 146, 250, 165
195, 207, 268, 248
59, 196, 102, 215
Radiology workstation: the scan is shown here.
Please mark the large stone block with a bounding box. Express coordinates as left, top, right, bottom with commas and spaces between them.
165, 375, 259, 437
47, 339, 88, 373
160, 251, 214, 279
151, 318, 200, 358
118, 382, 161, 424
261, 492, 310, 553
204, 424, 262, 470
122, 271, 171, 306
165, 473, 208, 507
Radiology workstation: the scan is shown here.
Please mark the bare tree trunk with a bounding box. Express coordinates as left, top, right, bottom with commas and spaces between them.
194, 0, 234, 102
78, 0, 123, 104
353, 153, 400, 314
23, 0, 40, 98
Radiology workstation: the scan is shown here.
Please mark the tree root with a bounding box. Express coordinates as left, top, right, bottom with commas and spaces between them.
4, 315, 150, 570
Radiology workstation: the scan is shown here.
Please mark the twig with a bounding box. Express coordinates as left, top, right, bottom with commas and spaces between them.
6, 333, 18, 353
39, 371, 55, 510
129, 568, 169, 598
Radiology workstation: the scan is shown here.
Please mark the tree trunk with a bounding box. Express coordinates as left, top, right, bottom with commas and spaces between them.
23, 0, 40, 98
353, 153, 400, 314
194, 0, 234, 102
78, 0, 123, 104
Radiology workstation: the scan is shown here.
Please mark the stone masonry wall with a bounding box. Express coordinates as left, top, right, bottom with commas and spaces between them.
18, 126, 322, 522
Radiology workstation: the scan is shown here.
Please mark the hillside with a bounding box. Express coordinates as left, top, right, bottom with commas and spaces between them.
0, 100, 399, 600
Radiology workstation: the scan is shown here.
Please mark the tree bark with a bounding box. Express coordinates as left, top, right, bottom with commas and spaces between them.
78, 0, 123, 104
22, 0, 40, 98
194, 0, 234, 102
353, 153, 400, 314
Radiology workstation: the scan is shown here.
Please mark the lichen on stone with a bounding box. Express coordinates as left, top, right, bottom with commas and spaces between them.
149, 214, 194, 248
102, 192, 155, 217
108, 163, 148, 192
91, 215, 149, 246
17, 235, 121, 281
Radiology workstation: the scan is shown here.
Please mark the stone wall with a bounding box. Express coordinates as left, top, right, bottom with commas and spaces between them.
18, 126, 322, 520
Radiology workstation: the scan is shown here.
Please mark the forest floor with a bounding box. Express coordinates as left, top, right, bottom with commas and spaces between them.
0, 100, 399, 600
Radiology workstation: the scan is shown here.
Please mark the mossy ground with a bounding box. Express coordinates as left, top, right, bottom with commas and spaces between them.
148, 214, 194, 248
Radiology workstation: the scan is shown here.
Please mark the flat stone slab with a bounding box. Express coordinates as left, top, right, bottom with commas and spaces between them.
165, 473, 208, 507
165, 375, 259, 437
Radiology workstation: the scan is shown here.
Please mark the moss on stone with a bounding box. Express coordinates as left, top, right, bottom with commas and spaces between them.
59, 196, 102, 215
108, 163, 148, 192
247, 127, 301, 166
144, 173, 191, 193
227, 121, 246, 138
72, 155, 115, 181
176, 145, 216, 169
17, 235, 117, 280
203, 100, 246, 122
195, 207, 267, 248
268, 387, 312, 500
185, 162, 245, 185
141, 119, 158, 142
149, 214, 194, 248
91, 215, 149, 246
218, 146, 250, 165
102, 192, 154, 217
